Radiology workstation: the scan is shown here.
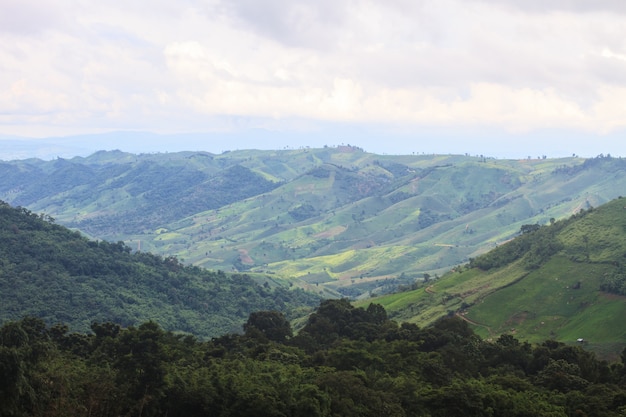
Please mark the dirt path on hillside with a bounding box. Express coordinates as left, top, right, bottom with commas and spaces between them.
456, 313, 494, 337
424, 283, 495, 336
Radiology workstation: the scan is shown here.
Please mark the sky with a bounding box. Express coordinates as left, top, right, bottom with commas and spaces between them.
1, 0, 626, 159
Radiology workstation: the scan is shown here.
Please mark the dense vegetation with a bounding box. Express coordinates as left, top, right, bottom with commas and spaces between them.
600, 266, 626, 296
2, 300, 626, 417
0, 201, 319, 338
3, 149, 626, 298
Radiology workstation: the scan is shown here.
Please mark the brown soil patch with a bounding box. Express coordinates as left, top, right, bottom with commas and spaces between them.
314, 225, 347, 239
600, 292, 626, 301
238, 249, 254, 265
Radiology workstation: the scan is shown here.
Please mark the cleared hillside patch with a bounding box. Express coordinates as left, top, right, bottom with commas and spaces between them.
466, 256, 620, 343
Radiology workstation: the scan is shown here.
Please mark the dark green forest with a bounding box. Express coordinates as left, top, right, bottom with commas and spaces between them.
2, 300, 626, 417
0, 201, 319, 338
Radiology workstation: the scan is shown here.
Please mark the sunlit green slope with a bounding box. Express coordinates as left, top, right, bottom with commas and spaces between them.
367, 197, 626, 356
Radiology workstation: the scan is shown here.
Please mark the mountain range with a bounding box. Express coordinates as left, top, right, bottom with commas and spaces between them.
2, 147, 626, 356
2, 147, 625, 299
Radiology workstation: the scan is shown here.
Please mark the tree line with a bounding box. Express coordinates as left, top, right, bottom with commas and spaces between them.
2, 299, 626, 417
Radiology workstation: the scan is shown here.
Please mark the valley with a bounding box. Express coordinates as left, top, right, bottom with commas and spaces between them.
2, 148, 626, 357
2, 148, 625, 299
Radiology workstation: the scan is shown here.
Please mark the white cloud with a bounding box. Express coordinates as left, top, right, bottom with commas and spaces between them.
1, 0, 626, 144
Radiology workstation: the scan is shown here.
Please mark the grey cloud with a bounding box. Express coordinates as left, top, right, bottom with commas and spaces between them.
0, 0, 69, 36
474, 0, 626, 13
356, 2, 625, 100
585, 53, 626, 86
217, 0, 350, 49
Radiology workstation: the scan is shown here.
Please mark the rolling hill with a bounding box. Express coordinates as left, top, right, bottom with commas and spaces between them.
364, 197, 626, 358
2, 147, 626, 299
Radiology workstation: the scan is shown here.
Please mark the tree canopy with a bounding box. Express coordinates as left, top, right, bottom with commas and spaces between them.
2, 301, 626, 417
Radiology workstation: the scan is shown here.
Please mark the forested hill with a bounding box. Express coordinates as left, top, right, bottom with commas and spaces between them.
2, 148, 626, 299
0, 201, 319, 337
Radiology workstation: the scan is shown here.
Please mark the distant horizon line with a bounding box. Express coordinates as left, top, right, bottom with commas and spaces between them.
1, 127, 624, 161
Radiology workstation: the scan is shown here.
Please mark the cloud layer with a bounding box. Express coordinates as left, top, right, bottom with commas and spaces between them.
1, 0, 626, 140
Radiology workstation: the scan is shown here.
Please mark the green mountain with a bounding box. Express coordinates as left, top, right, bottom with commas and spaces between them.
2, 148, 626, 298
0, 201, 319, 338
365, 197, 626, 358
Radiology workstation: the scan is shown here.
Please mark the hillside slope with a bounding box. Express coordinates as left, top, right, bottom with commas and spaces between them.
0, 201, 319, 337
366, 197, 626, 357
2, 148, 625, 298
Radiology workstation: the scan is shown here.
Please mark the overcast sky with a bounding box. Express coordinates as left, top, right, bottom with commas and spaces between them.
1, 0, 626, 158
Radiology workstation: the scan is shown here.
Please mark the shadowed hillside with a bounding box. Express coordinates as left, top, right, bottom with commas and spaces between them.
0, 201, 320, 337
